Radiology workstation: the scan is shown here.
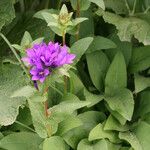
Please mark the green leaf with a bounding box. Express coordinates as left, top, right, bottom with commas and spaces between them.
104, 0, 128, 14
21, 31, 33, 48
73, 17, 88, 26
78, 111, 106, 131
0, 0, 15, 31
133, 121, 150, 150
105, 51, 127, 94
0, 133, 3, 140
63, 111, 106, 149
89, 123, 120, 143
105, 88, 134, 121
0, 64, 28, 126
99, 11, 150, 45
28, 101, 58, 138
34, 9, 58, 20
86, 36, 116, 54
134, 74, 150, 93
59, 4, 68, 16
129, 46, 150, 73
119, 132, 142, 150
69, 71, 84, 97
135, 90, 150, 118
106, 104, 127, 125
43, 136, 69, 150
41, 12, 62, 36
84, 89, 104, 107
11, 85, 36, 98
57, 116, 82, 136
70, 0, 90, 11
89, 0, 105, 10
104, 34, 132, 66
87, 51, 110, 91
31, 37, 44, 45
104, 115, 129, 131
0, 132, 43, 150
49, 100, 91, 115
70, 37, 93, 64
77, 139, 120, 150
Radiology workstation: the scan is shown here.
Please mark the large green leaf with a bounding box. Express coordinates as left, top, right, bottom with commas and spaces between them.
104, 0, 128, 14
70, 37, 93, 64
105, 34, 132, 66
105, 51, 127, 94
134, 74, 150, 93
89, 123, 120, 143
135, 90, 150, 118
0, 132, 43, 150
133, 121, 150, 150
56, 116, 82, 136
104, 115, 129, 131
48, 95, 91, 124
97, 10, 150, 45
119, 132, 142, 150
129, 46, 150, 73
63, 111, 106, 149
84, 89, 104, 107
77, 139, 120, 150
69, 71, 84, 98
70, 0, 105, 10
11, 85, 36, 98
105, 88, 134, 121
49, 100, 90, 115
70, 0, 90, 11
86, 36, 116, 54
0, 64, 27, 126
89, 0, 105, 10
28, 101, 58, 138
87, 51, 110, 91
106, 104, 127, 125
43, 136, 69, 150
0, 0, 15, 31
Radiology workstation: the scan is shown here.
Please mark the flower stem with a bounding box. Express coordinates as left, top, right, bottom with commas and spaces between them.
76, 0, 81, 41
0, 33, 30, 80
44, 87, 49, 117
44, 100, 49, 117
62, 31, 67, 93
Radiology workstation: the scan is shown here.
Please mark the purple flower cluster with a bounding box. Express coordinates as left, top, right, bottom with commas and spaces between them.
22, 42, 76, 83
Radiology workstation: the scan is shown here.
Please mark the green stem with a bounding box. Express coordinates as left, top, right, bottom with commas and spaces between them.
124, 0, 131, 15
144, 6, 150, 14
62, 31, 67, 93
131, 0, 137, 15
15, 121, 35, 132
0, 33, 30, 79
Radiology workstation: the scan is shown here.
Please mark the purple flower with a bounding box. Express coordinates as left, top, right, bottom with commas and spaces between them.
22, 42, 76, 83
30, 68, 50, 83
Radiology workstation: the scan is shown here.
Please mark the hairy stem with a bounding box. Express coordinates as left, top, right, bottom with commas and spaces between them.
0, 33, 30, 79
62, 31, 68, 93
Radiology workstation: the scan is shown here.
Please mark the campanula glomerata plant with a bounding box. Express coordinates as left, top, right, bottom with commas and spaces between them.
0, 0, 150, 150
